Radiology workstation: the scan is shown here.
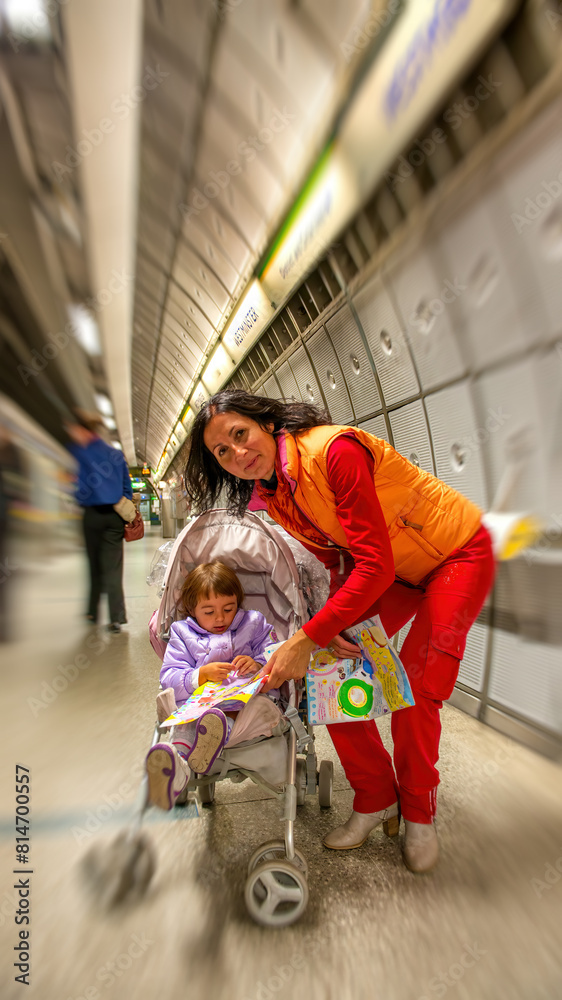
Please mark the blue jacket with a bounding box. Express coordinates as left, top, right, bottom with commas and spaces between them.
160, 608, 273, 702
68, 437, 132, 506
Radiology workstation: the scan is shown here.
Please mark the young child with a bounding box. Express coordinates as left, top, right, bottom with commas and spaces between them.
146, 560, 274, 809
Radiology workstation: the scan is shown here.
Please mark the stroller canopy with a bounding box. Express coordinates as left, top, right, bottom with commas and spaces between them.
156, 510, 307, 642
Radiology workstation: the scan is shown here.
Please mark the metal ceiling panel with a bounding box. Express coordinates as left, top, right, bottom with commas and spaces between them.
457, 623, 489, 693
425, 381, 488, 509
353, 274, 419, 406
275, 360, 301, 402
471, 358, 547, 515
357, 415, 390, 442
166, 285, 214, 344
489, 632, 562, 733
306, 326, 354, 425
386, 243, 467, 392
229, 0, 336, 124
492, 95, 562, 344
170, 271, 222, 329
325, 305, 381, 420
437, 175, 537, 370
173, 242, 231, 311
288, 346, 324, 410
263, 374, 282, 400
182, 213, 244, 290
198, 100, 285, 216
388, 400, 434, 474
160, 326, 200, 375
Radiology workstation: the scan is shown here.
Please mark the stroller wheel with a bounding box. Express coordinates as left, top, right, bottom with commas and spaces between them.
81, 831, 155, 909
318, 759, 334, 808
247, 839, 308, 877
245, 860, 308, 928
199, 781, 215, 805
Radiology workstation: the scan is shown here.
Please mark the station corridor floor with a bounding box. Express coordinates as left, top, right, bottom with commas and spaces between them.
0, 526, 561, 1000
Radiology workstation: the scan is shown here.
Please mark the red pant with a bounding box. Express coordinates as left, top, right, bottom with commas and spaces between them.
327, 525, 495, 823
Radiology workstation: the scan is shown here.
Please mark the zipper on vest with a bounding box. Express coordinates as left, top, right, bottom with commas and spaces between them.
401, 518, 423, 531
328, 542, 346, 575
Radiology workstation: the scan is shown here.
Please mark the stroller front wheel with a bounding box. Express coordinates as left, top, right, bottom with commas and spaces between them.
244, 860, 308, 927
247, 839, 308, 877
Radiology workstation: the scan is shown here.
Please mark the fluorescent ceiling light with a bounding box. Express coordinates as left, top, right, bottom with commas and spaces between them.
189, 382, 209, 414
3, 0, 52, 39
95, 392, 114, 416
175, 421, 187, 443
201, 343, 235, 395
67, 305, 101, 357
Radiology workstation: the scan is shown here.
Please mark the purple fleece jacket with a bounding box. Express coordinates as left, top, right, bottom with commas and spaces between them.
160, 608, 273, 702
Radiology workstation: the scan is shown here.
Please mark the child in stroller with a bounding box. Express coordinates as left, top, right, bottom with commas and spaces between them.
146, 560, 280, 809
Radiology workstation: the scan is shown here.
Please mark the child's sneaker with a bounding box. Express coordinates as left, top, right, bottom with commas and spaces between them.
146, 742, 189, 810
187, 708, 230, 775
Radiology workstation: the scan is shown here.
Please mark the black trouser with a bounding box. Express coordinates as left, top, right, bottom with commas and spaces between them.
82, 505, 126, 624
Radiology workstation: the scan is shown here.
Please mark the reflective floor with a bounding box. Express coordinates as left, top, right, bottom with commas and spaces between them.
1, 527, 561, 1000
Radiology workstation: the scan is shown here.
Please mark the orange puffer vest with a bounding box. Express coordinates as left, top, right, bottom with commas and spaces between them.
252, 425, 482, 585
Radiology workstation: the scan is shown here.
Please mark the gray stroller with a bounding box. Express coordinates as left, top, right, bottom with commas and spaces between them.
146, 508, 334, 927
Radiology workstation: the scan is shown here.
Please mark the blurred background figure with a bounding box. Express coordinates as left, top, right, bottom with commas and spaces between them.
65, 411, 133, 632
0, 420, 23, 640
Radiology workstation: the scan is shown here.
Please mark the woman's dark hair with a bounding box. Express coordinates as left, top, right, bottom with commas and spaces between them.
184, 389, 331, 515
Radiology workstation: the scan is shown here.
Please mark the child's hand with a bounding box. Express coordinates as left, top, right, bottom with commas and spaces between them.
199, 662, 232, 685
231, 655, 262, 676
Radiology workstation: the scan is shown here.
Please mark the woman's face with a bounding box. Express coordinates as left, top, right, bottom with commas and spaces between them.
203, 411, 277, 481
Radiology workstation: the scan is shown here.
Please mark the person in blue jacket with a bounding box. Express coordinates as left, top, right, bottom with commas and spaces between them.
65, 412, 133, 632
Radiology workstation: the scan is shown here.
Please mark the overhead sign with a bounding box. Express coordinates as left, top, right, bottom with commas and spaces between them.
260, 147, 358, 306
340, 0, 518, 201
220, 280, 275, 364
261, 0, 517, 306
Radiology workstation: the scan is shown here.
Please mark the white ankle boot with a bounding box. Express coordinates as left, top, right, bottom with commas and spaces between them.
403, 820, 439, 873
323, 803, 400, 850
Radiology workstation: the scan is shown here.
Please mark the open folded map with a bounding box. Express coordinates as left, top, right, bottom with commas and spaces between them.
160, 640, 282, 727
305, 616, 415, 725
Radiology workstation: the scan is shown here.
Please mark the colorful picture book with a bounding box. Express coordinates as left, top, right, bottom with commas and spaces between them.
305, 616, 415, 725
160, 640, 282, 728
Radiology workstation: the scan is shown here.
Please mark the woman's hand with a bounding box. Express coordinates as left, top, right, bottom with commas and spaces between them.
199, 662, 232, 685
326, 632, 363, 660
231, 655, 262, 676
261, 630, 318, 692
